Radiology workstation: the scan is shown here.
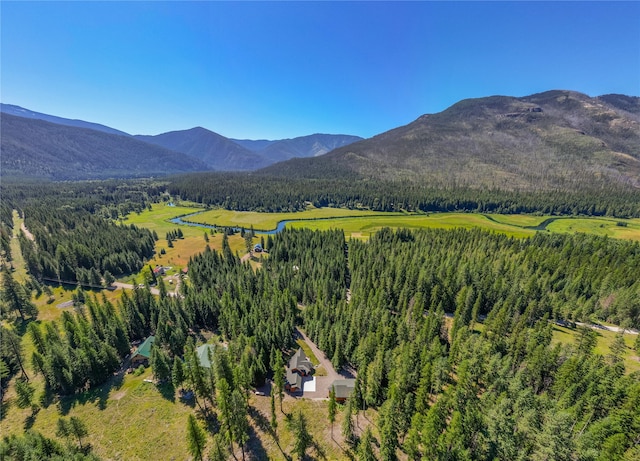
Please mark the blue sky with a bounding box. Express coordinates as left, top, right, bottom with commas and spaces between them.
2, 1, 639, 139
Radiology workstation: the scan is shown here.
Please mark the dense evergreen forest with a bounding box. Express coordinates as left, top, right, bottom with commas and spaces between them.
0, 180, 165, 284
167, 172, 640, 217
2, 176, 640, 459
272, 228, 640, 460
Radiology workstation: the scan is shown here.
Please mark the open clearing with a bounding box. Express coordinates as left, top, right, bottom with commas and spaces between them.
124, 204, 640, 243
545, 217, 640, 240
551, 324, 640, 374
289, 213, 536, 238
188, 206, 405, 230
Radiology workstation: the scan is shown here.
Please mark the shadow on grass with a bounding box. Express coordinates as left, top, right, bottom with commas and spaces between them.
0, 399, 10, 421
202, 410, 220, 435
58, 370, 125, 415
245, 424, 272, 461
23, 413, 36, 430
310, 439, 328, 461
156, 381, 175, 402
248, 406, 290, 460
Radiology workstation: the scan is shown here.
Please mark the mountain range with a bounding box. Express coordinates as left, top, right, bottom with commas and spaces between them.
0, 104, 362, 177
2, 91, 639, 189
262, 90, 640, 190
0, 113, 208, 179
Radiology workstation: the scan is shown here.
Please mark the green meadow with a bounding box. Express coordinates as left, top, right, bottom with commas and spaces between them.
124, 204, 640, 242
187, 206, 405, 230
289, 213, 536, 239
544, 216, 640, 241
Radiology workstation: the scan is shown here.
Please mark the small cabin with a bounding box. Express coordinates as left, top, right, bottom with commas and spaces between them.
131, 336, 155, 366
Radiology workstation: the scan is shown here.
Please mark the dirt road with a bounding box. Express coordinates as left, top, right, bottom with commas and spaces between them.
575, 321, 639, 335
111, 281, 179, 297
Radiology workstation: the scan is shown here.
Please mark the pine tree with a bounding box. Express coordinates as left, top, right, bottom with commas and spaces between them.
291, 411, 312, 460
186, 414, 206, 461
357, 427, 377, 461
14, 379, 35, 409
273, 350, 285, 413
2, 267, 37, 320
328, 385, 337, 439
270, 388, 278, 432
342, 398, 355, 445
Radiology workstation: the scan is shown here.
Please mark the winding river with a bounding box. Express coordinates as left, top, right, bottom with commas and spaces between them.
171, 211, 310, 235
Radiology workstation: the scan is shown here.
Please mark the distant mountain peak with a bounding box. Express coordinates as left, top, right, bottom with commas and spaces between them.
0, 103, 131, 137
261, 90, 640, 190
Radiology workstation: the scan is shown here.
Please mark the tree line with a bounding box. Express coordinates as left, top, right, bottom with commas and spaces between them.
167, 172, 640, 217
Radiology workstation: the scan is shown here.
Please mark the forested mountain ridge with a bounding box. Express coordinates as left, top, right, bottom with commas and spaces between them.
239, 133, 363, 163
135, 127, 270, 171
1, 104, 362, 173
0, 103, 131, 137
0, 114, 209, 179
261, 90, 640, 190
137, 129, 362, 169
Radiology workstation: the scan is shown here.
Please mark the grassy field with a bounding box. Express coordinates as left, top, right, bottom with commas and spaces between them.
289, 213, 536, 239
122, 203, 640, 243
545, 217, 640, 241
188, 206, 406, 231
122, 203, 207, 237
8, 211, 29, 283
121, 203, 253, 279
551, 325, 640, 373
486, 213, 549, 227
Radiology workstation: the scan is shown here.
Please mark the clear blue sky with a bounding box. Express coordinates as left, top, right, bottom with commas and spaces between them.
2, 1, 639, 139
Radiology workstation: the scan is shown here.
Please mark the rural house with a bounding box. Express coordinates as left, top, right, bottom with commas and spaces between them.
285, 348, 313, 393
288, 348, 313, 376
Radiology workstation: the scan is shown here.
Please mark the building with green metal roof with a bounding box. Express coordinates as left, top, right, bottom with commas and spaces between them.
196, 344, 216, 369
131, 336, 155, 365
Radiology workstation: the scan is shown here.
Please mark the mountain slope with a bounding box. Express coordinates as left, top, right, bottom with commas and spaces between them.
262, 90, 640, 190
0, 103, 131, 137
256, 134, 363, 163
1, 114, 208, 179
135, 127, 269, 171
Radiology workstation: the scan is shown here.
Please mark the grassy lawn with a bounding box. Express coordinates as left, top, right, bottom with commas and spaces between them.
1, 365, 193, 461
551, 325, 640, 374
296, 338, 320, 366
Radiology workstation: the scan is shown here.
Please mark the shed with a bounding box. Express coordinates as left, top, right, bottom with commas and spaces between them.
196, 344, 216, 369
329, 379, 356, 402
131, 336, 155, 365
